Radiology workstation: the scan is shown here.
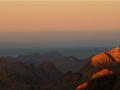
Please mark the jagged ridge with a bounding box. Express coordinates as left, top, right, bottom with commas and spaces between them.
80, 47, 120, 78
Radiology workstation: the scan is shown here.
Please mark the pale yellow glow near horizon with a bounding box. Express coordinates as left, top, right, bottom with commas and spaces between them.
0, 1, 120, 32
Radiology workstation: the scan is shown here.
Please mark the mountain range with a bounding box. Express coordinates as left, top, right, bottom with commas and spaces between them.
3, 51, 88, 73
0, 58, 62, 90
0, 47, 120, 90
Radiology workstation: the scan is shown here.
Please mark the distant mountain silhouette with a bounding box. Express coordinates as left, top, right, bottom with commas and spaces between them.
54, 56, 88, 73
17, 51, 65, 65
3, 51, 88, 73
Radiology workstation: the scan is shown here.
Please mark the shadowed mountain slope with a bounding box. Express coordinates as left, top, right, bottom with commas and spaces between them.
0, 58, 62, 90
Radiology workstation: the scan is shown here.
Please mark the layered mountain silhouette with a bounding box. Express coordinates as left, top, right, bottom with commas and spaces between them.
0, 47, 120, 90
54, 47, 120, 90
54, 56, 88, 73
3, 51, 88, 73
5, 51, 64, 65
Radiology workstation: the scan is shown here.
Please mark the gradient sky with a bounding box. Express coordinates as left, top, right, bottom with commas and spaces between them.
0, 1, 120, 48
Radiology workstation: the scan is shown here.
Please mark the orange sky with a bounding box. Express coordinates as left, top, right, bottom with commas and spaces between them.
0, 1, 120, 48
0, 1, 120, 32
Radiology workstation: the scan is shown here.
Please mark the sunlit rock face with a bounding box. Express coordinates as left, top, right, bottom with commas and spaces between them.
76, 83, 87, 90
76, 69, 116, 90
80, 47, 120, 78
91, 52, 115, 67
108, 47, 120, 63
91, 69, 113, 79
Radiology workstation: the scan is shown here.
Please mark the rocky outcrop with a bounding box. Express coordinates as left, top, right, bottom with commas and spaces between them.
91, 52, 116, 67
80, 47, 120, 78
76, 69, 116, 90
108, 47, 120, 63
77, 47, 120, 90
76, 83, 87, 90
91, 69, 113, 79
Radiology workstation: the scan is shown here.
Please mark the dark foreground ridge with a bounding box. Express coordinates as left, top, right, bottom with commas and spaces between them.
0, 58, 62, 90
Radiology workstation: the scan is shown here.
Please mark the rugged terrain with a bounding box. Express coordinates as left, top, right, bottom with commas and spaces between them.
76, 47, 120, 90
0, 47, 120, 90
3, 51, 88, 73
0, 58, 62, 90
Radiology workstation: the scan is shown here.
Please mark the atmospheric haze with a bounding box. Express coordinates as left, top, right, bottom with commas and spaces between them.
0, 1, 120, 48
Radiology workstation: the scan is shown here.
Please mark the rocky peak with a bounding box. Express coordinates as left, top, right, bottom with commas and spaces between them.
91, 52, 114, 67
79, 47, 120, 78
113, 47, 120, 50
108, 47, 120, 54
91, 69, 113, 79
108, 47, 120, 62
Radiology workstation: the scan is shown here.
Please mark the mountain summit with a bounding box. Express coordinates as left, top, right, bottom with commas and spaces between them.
91, 52, 114, 67
80, 47, 120, 77
108, 47, 120, 62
